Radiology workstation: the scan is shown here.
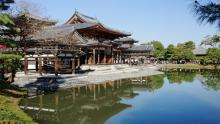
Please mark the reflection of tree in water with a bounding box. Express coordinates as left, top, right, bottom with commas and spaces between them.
200, 70, 220, 91
142, 74, 165, 92
165, 70, 196, 84
164, 69, 220, 91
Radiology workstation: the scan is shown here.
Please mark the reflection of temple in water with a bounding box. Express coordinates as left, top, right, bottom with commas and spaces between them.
19, 78, 148, 124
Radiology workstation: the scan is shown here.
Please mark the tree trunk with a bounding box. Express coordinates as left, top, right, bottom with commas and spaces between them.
0, 60, 5, 82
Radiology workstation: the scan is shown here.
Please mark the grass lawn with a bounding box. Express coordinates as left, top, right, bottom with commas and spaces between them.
0, 83, 36, 123
159, 64, 220, 69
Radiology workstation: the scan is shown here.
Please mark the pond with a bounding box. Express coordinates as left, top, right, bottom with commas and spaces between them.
19, 70, 220, 124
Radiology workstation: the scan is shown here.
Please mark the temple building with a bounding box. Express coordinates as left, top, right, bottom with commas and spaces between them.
64, 11, 131, 65
193, 47, 207, 56
192, 47, 208, 64
114, 37, 154, 64
124, 45, 154, 64
1, 11, 154, 75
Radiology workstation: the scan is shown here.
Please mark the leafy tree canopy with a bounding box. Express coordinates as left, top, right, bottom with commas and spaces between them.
0, 0, 14, 10
173, 43, 195, 61
0, 37, 17, 47
0, 53, 22, 60
145, 40, 165, 59
207, 48, 220, 63
201, 35, 220, 47
0, 14, 14, 26
165, 44, 175, 60
184, 41, 195, 50
193, 0, 220, 30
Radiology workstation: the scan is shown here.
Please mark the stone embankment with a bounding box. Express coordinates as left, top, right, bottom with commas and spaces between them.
13, 64, 163, 89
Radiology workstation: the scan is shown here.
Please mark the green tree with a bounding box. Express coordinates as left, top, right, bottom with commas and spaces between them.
0, 0, 21, 82
145, 40, 165, 60
207, 48, 220, 67
0, 0, 14, 10
11, 1, 48, 75
193, 1, 220, 30
164, 44, 175, 60
173, 43, 194, 62
201, 35, 220, 48
184, 41, 195, 50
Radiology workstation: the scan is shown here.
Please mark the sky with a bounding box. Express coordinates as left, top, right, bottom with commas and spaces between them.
16, 0, 219, 47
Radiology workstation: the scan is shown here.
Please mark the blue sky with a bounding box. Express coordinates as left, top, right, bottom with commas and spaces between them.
16, 0, 219, 47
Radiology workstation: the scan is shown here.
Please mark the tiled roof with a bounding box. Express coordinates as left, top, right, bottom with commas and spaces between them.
32, 24, 88, 45
67, 11, 131, 36
32, 25, 76, 40
114, 37, 138, 43
126, 45, 154, 52
193, 47, 207, 55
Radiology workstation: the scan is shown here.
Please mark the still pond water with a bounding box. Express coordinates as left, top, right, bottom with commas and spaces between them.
20, 70, 220, 124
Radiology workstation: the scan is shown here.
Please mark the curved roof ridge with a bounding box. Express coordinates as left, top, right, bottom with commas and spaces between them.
98, 22, 131, 36
75, 11, 98, 21
75, 11, 99, 23
66, 11, 131, 36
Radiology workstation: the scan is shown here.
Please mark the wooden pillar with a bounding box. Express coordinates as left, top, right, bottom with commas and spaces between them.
93, 49, 96, 64
72, 58, 75, 73
119, 51, 122, 63
129, 55, 131, 65
55, 57, 59, 76
35, 57, 38, 72
85, 55, 88, 64
117, 51, 119, 63
122, 55, 125, 64
104, 51, 106, 64
111, 47, 114, 64
98, 49, 100, 64
77, 58, 80, 68
39, 56, 42, 76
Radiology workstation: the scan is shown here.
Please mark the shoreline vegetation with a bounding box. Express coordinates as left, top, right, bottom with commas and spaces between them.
159, 64, 220, 70
0, 83, 36, 123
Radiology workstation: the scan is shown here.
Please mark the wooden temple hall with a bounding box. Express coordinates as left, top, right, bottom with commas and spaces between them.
20, 11, 152, 74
